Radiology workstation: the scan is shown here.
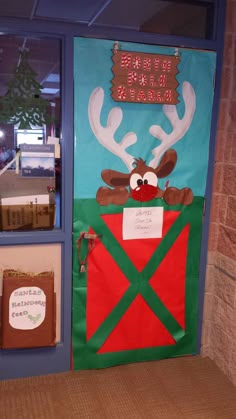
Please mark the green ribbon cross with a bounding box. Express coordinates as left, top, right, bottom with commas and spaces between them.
73, 198, 203, 358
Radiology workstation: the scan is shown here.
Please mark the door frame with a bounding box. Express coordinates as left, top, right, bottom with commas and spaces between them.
0, 0, 226, 379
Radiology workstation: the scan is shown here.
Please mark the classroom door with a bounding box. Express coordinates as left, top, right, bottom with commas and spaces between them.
72, 37, 216, 370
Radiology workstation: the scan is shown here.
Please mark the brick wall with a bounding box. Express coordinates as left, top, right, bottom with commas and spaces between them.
201, 0, 236, 386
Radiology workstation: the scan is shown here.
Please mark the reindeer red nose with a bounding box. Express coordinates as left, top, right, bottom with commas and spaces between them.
131, 184, 158, 202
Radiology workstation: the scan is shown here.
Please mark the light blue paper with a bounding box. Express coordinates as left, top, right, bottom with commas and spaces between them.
74, 37, 216, 199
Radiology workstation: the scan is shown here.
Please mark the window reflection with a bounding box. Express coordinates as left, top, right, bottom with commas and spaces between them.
16, 128, 45, 146
0, 35, 61, 231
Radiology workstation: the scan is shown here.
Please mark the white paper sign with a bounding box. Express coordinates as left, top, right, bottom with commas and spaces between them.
122, 207, 164, 240
9, 287, 46, 330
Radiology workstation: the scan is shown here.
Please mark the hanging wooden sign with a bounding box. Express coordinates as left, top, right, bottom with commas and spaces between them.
111, 50, 180, 104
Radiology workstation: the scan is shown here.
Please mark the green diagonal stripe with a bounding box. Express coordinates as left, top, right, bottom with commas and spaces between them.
84, 283, 139, 351
83, 201, 138, 282
140, 282, 185, 341
142, 207, 192, 280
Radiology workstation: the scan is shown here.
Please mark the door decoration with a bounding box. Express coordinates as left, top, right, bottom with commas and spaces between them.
89, 81, 195, 207
73, 38, 216, 370
111, 48, 180, 104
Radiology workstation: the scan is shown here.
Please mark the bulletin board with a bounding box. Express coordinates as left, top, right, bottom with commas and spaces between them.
72, 37, 216, 370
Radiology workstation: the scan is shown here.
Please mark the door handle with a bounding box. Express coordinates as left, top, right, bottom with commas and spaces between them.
77, 232, 102, 272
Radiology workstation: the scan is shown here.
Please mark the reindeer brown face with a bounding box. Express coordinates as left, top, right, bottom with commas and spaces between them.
129, 159, 162, 202
99, 150, 177, 205
88, 82, 196, 207
130, 152, 177, 201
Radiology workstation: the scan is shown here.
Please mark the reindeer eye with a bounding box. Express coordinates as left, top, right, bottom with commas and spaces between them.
143, 172, 158, 187
130, 173, 142, 190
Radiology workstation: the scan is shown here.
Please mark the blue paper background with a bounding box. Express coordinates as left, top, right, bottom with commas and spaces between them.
74, 37, 216, 199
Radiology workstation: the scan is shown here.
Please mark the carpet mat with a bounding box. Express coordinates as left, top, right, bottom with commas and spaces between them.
0, 356, 236, 418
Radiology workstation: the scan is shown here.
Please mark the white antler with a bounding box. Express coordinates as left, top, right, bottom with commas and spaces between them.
88, 87, 137, 172
148, 81, 196, 168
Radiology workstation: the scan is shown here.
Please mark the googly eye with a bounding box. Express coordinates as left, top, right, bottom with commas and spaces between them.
130, 173, 143, 190
142, 171, 158, 187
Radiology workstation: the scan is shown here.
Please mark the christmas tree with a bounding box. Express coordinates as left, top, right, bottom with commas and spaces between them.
0, 50, 52, 129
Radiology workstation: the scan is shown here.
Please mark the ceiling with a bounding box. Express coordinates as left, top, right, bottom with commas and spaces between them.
0, 0, 212, 101
0, 0, 211, 31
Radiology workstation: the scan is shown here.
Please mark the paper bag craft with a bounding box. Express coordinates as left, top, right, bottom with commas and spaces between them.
1, 270, 56, 349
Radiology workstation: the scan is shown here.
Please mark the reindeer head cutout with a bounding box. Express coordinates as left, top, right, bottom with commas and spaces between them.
88, 82, 196, 207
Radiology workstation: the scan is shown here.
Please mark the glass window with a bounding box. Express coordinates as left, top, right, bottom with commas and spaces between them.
0, 35, 61, 231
